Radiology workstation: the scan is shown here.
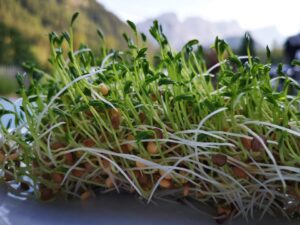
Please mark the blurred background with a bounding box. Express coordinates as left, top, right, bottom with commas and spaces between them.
1, 0, 300, 97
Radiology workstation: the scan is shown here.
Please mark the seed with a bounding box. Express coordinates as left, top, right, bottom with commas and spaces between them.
0, 151, 5, 164
65, 153, 74, 165
216, 206, 232, 224
9, 152, 19, 161
40, 188, 54, 201
137, 173, 149, 186
139, 112, 146, 123
51, 142, 65, 150
147, 142, 158, 154
159, 170, 172, 180
159, 179, 172, 189
136, 161, 146, 168
84, 162, 93, 171
105, 177, 114, 188
100, 159, 111, 169
110, 114, 120, 129
99, 83, 109, 96
83, 138, 95, 147
183, 183, 190, 197
154, 128, 163, 139
52, 173, 64, 184
232, 167, 248, 179
4, 172, 14, 182
241, 137, 252, 149
20, 182, 30, 191
212, 154, 227, 167
251, 135, 267, 152
150, 93, 157, 102
72, 169, 85, 177
80, 190, 92, 201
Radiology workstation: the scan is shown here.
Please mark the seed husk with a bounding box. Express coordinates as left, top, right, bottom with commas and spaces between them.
251, 135, 267, 152
80, 190, 93, 200
241, 137, 252, 150
105, 177, 114, 188
216, 206, 232, 224
40, 188, 54, 201
20, 182, 30, 191
159, 179, 172, 189
51, 142, 65, 150
136, 161, 146, 168
183, 183, 190, 197
232, 167, 248, 179
9, 152, 19, 161
147, 142, 158, 154
72, 169, 85, 177
212, 154, 227, 167
0, 151, 5, 164
65, 153, 74, 165
83, 138, 95, 147
52, 172, 64, 184
99, 83, 109, 96
159, 170, 172, 180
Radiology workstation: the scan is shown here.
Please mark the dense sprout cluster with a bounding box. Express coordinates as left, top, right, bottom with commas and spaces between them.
0, 14, 300, 222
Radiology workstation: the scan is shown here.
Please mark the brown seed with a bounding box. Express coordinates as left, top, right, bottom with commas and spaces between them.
0, 151, 5, 164
51, 142, 65, 150
83, 138, 95, 147
241, 137, 252, 150
136, 161, 146, 168
139, 112, 146, 123
100, 159, 111, 169
111, 114, 120, 129
154, 128, 164, 139
40, 188, 54, 201
84, 162, 93, 171
99, 83, 109, 96
232, 167, 248, 179
212, 154, 227, 167
147, 142, 158, 154
65, 153, 74, 165
160, 179, 172, 189
9, 152, 19, 161
105, 177, 114, 188
151, 93, 157, 102
20, 182, 30, 191
72, 169, 85, 177
159, 170, 172, 180
80, 190, 92, 201
183, 183, 190, 197
216, 206, 232, 224
137, 173, 149, 186
52, 173, 64, 184
251, 136, 267, 152
4, 172, 14, 182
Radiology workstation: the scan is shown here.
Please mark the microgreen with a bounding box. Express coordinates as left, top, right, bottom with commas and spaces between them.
0, 13, 300, 222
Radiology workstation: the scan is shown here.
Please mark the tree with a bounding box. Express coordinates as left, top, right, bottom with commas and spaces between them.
0, 22, 36, 65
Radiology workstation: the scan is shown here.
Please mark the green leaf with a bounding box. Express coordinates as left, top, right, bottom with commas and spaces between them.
184, 39, 199, 48
140, 32, 147, 42
291, 59, 300, 66
266, 45, 271, 61
158, 78, 176, 86
0, 109, 15, 117
174, 94, 194, 102
97, 29, 104, 40
126, 20, 137, 33
144, 75, 159, 86
71, 12, 80, 26
137, 48, 148, 58
135, 130, 155, 141
124, 80, 132, 94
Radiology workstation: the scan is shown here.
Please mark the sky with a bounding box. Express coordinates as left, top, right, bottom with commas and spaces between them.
98, 0, 300, 37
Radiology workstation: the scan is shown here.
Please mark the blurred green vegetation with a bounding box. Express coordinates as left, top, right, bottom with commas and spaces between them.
0, 0, 130, 67
0, 74, 18, 96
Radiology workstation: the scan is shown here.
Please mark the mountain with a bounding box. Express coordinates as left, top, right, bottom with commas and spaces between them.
0, 0, 130, 67
137, 13, 284, 50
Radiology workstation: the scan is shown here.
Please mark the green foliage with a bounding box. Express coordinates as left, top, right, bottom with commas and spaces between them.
0, 0, 130, 67
238, 32, 256, 56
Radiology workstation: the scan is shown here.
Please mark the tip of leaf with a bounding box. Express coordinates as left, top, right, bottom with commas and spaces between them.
71, 12, 80, 26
